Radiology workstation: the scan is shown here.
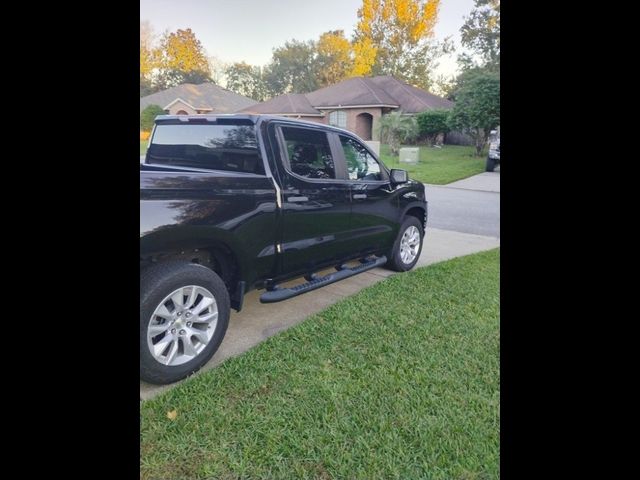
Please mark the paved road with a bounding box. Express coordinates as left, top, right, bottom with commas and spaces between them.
426, 184, 500, 238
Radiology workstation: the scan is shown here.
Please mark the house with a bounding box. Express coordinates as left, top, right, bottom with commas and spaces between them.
239, 75, 453, 142
140, 83, 256, 115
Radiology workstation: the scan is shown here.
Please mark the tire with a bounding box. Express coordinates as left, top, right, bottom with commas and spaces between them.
486, 156, 496, 172
386, 216, 424, 272
140, 261, 230, 384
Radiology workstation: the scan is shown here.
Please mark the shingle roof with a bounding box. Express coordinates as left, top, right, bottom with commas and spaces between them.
242, 93, 321, 115
239, 75, 452, 115
306, 77, 399, 108
140, 83, 256, 113
369, 76, 453, 112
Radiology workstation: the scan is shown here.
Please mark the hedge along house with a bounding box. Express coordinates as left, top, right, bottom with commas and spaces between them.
240, 75, 453, 149
140, 83, 257, 116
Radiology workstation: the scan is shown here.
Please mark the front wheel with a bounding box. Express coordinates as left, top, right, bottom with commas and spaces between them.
386, 217, 424, 272
140, 262, 230, 384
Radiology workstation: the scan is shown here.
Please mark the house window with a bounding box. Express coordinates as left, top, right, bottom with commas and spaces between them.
328, 110, 347, 129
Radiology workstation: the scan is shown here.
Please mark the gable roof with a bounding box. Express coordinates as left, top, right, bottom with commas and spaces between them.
140, 83, 256, 113
242, 93, 322, 115
239, 76, 452, 115
305, 77, 399, 108
369, 76, 453, 112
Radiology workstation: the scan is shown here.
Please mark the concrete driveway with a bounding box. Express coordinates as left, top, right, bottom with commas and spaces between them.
446, 170, 500, 193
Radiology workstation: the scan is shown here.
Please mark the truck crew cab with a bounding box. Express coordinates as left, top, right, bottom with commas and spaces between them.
140, 115, 428, 384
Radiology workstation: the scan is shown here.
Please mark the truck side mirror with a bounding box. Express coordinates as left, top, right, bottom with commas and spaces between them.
390, 169, 408, 184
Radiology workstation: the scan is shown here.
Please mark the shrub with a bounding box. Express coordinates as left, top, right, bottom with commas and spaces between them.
140, 131, 150, 141
378, 112, 419, 155
447, 72, 500, 156
416, 109, 450, 146
140, 104, 166, 132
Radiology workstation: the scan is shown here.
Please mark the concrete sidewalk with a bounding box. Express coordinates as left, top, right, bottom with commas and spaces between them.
443, 171, 500, 193
140, 227, 500, 400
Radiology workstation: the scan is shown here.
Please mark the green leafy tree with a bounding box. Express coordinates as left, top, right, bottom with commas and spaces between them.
379, 112, 419, 155
140, 77, 154, 97
416, 109, 450, 145
431, 74, 457, 100
459, 0, 500, 71
264, 40, 319, 96
447, 72, 500, 155
140, 104, 165, 132
225, 62, 266, 100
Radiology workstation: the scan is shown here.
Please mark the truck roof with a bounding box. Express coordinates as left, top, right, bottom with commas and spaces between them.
153, 114, 355, 136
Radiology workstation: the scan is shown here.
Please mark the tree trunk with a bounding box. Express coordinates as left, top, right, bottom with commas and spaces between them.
474, 128, 487, 156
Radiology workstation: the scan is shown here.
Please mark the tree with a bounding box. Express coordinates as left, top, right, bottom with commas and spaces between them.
447, 72, 500, 156
158, 28, 210, 73
140, 77, 154, 97
416, 109, 450, 145
351, 0, 451, 89
140, 20, 159, 87
378, 112, 419, 155
140, 104, 165, 132
431, 74, 457, 100
225, 62, 267, 101
208, 55, 227, 85
316, 30, 353, 87
447, 66, 489, 102
154, 28, 211, 89
460, 0, 500, 71
263, 40, 318, 96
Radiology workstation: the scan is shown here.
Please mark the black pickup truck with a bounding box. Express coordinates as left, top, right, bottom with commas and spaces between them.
140, 114, 428, 384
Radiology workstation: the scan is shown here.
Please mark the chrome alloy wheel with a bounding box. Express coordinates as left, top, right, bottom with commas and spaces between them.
146, 286, 218, 366
399, 225, 421, 264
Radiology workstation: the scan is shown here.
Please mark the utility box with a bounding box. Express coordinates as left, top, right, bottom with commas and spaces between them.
399, 147, 419, 164
365, 140, 380, 157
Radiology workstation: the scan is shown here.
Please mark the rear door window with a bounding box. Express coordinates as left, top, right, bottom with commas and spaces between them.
280, 127, 336, 180
147, 124, 264, 175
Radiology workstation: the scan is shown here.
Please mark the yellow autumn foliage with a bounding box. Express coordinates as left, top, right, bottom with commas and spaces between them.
352, 0, 441, 78
317, 30, 354, 86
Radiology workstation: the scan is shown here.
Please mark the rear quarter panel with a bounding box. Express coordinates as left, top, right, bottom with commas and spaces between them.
140, 170, 278, 287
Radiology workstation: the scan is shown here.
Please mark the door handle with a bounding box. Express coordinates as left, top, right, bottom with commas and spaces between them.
287, 196, 308, 203
353, 194, 367, 200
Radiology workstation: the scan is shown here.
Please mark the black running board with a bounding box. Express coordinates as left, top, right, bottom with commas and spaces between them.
260, 255, 387, 304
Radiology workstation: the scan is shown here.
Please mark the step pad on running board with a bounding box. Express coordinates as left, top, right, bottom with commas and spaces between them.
259, 255, 387, 304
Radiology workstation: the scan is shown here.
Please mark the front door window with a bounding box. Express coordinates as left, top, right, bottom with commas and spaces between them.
339, 135, 383, 181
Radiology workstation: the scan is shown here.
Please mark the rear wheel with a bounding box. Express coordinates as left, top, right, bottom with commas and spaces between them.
386, 216, 424, 272
140, 262, 230, 384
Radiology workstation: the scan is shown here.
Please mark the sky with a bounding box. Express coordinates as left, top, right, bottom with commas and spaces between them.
140, 0, 475, 79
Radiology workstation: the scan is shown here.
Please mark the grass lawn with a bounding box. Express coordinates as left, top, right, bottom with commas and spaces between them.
380, 144, 486, 185
140, 140, 148, 155
140, 249, 500, 480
